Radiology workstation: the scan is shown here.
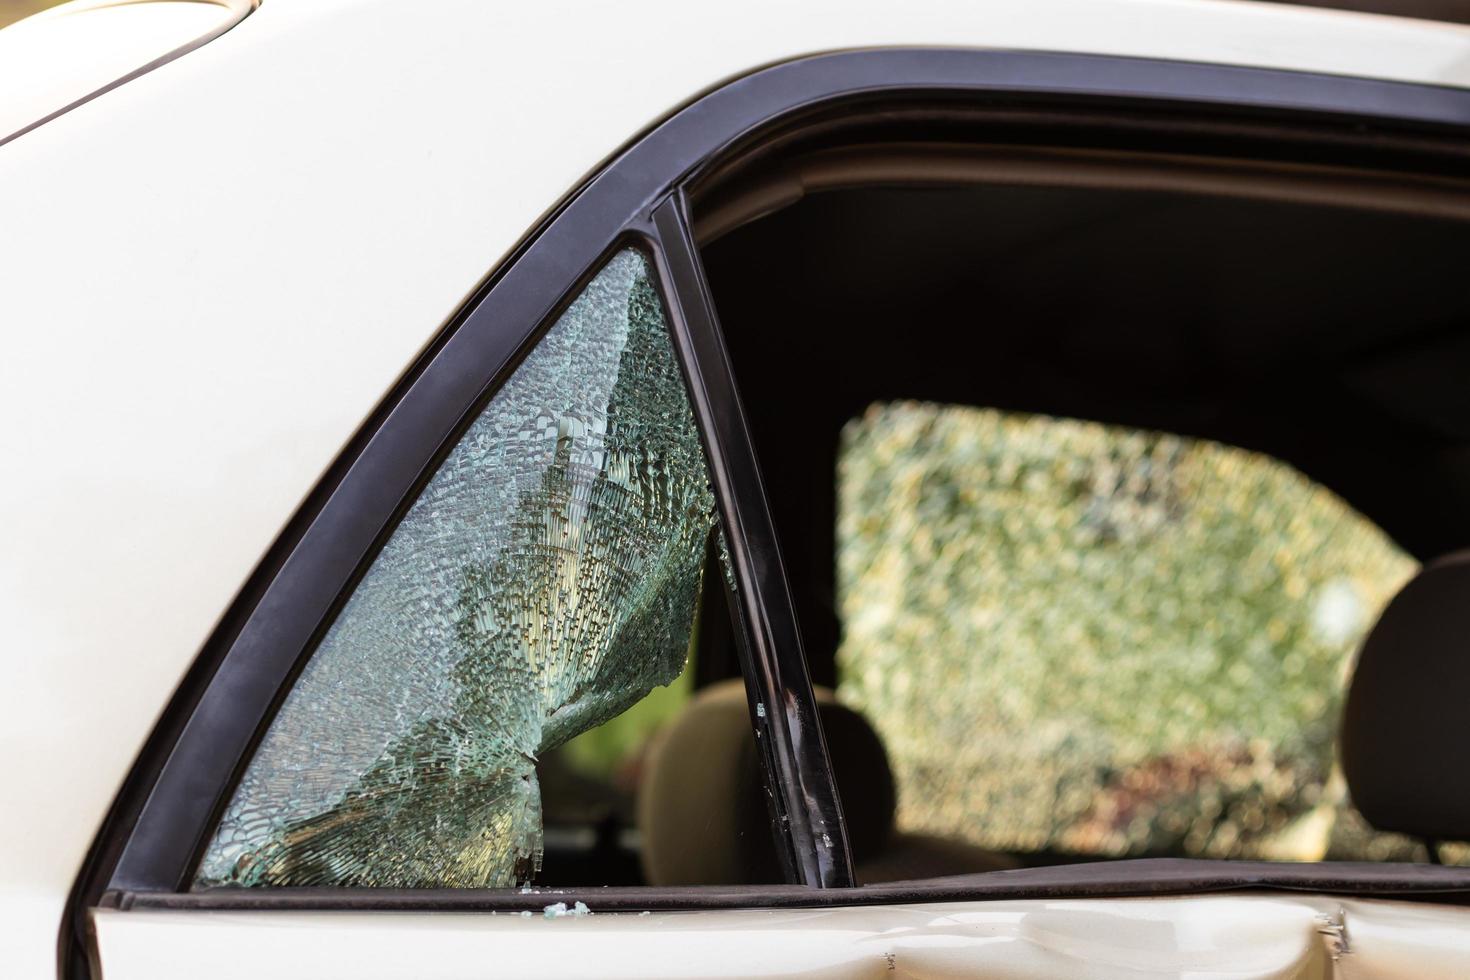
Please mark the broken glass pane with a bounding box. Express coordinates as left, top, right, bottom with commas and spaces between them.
195, 249, 716, 889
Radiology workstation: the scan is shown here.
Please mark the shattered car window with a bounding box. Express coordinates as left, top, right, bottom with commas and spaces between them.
195, 249, 716, 889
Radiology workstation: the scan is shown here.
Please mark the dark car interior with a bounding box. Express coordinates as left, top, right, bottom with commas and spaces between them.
538, 123, 1470, 888
701, 149, 1470, 676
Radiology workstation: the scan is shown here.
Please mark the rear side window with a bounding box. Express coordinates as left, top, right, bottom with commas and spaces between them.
836, 402, 1421, 864
195, 249, 717, 889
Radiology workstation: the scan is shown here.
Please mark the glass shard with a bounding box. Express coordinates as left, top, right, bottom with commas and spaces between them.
196, 249, 716, 889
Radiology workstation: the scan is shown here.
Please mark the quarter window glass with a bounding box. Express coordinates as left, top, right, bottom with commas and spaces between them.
837, 402, 1418, 863
195, 249, 716, 889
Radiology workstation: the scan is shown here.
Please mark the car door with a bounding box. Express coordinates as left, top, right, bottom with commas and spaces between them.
74, 46, 1470, 980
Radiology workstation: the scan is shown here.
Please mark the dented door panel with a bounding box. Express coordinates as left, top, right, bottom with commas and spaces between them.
90, 895, 1470, 979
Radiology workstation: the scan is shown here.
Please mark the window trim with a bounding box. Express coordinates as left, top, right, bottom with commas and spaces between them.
110, 858, 1470, 913
69, 46, 1470, 966
653, 193, 854, 890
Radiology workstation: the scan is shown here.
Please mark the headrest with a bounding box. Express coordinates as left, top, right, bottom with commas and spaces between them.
1342, 551, 1470, 842
637, 679, 894, 886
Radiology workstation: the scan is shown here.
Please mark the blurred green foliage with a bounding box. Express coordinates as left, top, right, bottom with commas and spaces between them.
836, 402, 1422, 861
560, 656, 692, 779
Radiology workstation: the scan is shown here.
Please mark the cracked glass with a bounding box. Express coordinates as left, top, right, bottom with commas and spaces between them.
195, 249, 717, 889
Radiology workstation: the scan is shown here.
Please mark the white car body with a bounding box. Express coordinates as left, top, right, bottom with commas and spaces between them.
4, 0, 1470, 976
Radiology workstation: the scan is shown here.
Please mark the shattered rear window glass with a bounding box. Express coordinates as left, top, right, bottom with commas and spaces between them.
195, 249, 717, 889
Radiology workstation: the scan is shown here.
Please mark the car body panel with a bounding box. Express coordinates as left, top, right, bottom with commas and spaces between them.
4, 0, 1470, 974
0, 0, 255, 146
90, 896, 1470, 978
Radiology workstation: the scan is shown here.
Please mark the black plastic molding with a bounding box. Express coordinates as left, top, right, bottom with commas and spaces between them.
114, 859, 1470, 913
653, 193, 855, 889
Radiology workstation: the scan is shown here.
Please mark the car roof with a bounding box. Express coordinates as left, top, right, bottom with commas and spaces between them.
0, 0, 254, 148
4, 0, 1470, 971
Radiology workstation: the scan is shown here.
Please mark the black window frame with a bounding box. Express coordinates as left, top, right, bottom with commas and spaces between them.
67, 44, 1470, 979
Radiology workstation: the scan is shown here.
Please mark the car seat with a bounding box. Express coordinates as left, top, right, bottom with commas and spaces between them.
1342, 550, 1470, 852
637, 678, 1013, 885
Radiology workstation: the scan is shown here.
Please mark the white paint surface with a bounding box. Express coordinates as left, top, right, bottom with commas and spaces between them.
92, 896, 1470, 978
0, 0, 246, 143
